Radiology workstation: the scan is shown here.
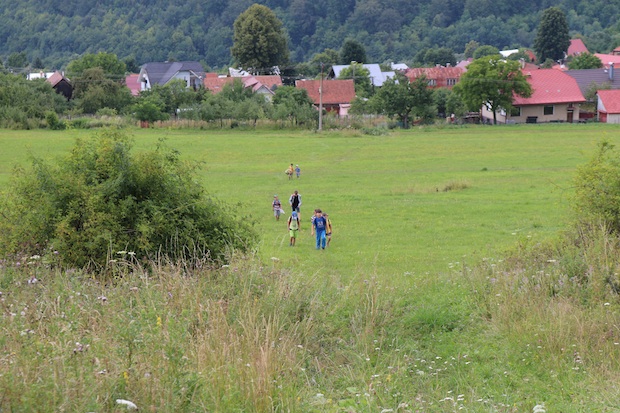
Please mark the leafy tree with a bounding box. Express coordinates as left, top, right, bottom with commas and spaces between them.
6, 52, 28, 70
310, 49, 340, 72
453, 55, 532, 125
0, 72, 68, 127
433, 87, 466, 119
339, 39, 367, 65
66, 52, 127, 77
132, 97, 169, 124
72, 67, 133, 114
338, 62, 372, 97
123, 56, 140, 73
414, 47, 456, 67
505, 48, 533, 62
0, 130, 257, 269
568, 52, 603, 69
472, 45, 500, 59
464, 40, 480, 59
369, 72, 434, 128
231, 4, 289, 74
33, 57, 44, 70
140, 79, 204, 115
534, 7, 570, 63
271, 85, 316, 126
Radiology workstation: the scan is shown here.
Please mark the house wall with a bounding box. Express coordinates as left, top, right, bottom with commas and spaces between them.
172, 72, 192, 88
483, 104, 580, 124
601, 112, 620, 123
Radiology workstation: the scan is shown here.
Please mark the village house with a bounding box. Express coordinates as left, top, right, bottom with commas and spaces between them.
404, 65, 463, 89
138, 61, 204, 92
596, 89, 620, 123
28, 71, 73, 100
329, 64, 395, 88
203, 73, 282, 100
482, 68, 585, 124
295, 79, 356, 117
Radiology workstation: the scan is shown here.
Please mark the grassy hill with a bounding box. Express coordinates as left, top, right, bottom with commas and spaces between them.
1, 124, 620, 411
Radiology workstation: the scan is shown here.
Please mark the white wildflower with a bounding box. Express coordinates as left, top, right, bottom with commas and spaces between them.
533, 404, 546, 413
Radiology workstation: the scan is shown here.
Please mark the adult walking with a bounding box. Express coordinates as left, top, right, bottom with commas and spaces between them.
289, 190, 302, 219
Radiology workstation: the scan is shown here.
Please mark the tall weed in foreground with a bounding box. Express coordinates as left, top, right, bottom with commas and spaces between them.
462, 224, 620, 407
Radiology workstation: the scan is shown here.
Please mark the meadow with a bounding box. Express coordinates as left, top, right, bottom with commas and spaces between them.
2, 123, 620, 412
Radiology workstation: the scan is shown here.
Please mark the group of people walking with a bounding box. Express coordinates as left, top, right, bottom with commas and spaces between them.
285, 163, 301, 180
272, 184, 332, 250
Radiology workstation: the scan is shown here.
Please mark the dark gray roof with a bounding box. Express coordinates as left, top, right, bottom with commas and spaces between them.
140, 61, 205, 86
564, 67, 620, 96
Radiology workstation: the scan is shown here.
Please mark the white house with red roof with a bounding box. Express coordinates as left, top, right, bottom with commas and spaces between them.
482, 69, 586, 124
597, 89, 620, 123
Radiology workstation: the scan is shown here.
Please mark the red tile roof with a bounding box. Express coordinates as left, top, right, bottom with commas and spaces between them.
513, 68, 585, 106
203, 74, 282, 94
295, 79, 356, 105
405, 66, 463, 87
124, 73, 141, 96
46, 71, 67, 87
568, 39, 589, 56
594, 54, 620, 68
597, 89, 620, 113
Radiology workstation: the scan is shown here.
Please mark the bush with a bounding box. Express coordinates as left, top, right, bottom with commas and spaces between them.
0, 129, 257, 271
573, 140, 620, 232
45, 111, 66, 130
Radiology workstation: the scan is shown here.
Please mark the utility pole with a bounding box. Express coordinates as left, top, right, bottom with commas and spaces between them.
318, 62, 323, 131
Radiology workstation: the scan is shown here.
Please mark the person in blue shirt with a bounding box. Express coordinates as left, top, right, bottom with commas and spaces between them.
311, 209, 327, 250
295, 164, 301, 179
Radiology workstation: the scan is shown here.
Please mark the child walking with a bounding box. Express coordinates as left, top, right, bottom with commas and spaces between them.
312, 209, 327, 250
288, 211, 301, 246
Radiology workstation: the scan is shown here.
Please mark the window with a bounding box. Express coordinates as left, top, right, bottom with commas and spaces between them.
447, 78, 457, 86
428, 79, 437, 86
510, 107, 521, 117
544, 105, 554, 115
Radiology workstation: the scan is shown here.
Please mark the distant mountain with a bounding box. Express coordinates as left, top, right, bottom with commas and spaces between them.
1, 0, 619, 71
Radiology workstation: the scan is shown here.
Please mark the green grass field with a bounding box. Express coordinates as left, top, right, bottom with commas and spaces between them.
1, 124, 613, 276
2, 123, 620, 412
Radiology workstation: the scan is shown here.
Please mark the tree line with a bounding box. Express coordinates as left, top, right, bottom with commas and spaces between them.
2, 0, 620, 71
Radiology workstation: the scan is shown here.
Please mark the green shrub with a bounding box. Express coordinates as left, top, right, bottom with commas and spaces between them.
45, 111, 66, 130
68, 118, 91, 129
0, 130, 257, 271
573, 140, 620, 232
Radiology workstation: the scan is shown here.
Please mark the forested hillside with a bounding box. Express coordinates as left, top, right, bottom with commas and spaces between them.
2, 0, 620, 70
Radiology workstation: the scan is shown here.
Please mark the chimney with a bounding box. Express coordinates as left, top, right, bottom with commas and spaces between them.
610, 63, 615, 81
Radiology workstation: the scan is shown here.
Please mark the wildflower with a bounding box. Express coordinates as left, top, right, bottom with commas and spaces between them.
28, 276, 38, 284
115, 399, 138, 410
123, 371, 129, 381
156, 316, 162, 327
533, 404, 546, 413
97, 295, 107, 302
